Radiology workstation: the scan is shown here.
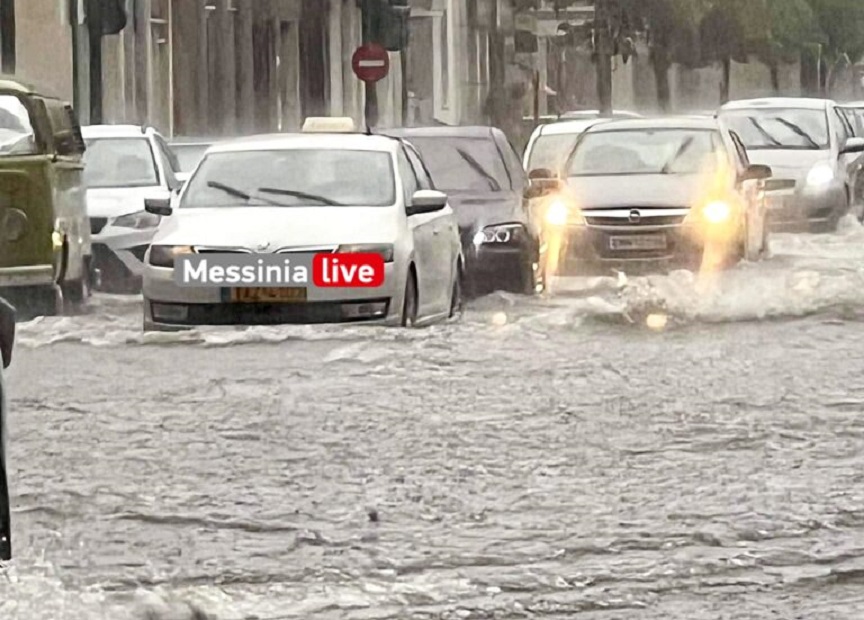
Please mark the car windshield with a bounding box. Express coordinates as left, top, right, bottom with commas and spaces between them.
0, 95, 37, 156
83, 137, 160, 188
567, 128, 723, 176
400, 136, 510, 192
527, 133, 584, 172
171, 143, 212, 172
181, 148, 396, 208
719, 108, 830, 150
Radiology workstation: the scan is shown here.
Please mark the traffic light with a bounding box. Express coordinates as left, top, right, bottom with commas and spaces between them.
362, 0, 410, 51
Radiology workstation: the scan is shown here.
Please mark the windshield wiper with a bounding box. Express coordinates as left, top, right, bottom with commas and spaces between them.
207, 180, 251, 200
773, 117, 820, 148
257, 187, 346, 206
455, 147, 502, 191
747, 118, 784, 147
206, 181, 293, 207
660, 136, 695, 174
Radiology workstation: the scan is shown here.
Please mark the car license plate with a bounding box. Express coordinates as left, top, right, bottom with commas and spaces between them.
609, 234, 666, 251
229, 287, 307, 303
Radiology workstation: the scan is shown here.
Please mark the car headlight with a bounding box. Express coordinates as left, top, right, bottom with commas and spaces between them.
336, 243, 394, 262
149, 245, 194, 268
472, 223, 525, 246
702, 200, 732, 224
544, 199, 585, 227
806, 162, 835, 187
113, 210, 162, 229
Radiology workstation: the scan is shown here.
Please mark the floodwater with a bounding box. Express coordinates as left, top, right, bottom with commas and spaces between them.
3, 220, 864, 619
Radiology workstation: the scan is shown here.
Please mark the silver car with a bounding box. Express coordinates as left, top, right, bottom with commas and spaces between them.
718, 98, 864, 232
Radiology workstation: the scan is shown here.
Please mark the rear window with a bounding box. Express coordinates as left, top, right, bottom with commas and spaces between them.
719, 108, 830, 150
527, 133, 583, 172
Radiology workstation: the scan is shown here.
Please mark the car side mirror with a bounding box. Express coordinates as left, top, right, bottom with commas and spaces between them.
407, 189, 448, 216
841, 137, 864, 155
145, 197, 173, 217
526, 168, 563, 198
739, 163, 772, 182
0, 296, 15, 369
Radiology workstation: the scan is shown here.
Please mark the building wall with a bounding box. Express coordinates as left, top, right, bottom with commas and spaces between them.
14, 0, 74, 100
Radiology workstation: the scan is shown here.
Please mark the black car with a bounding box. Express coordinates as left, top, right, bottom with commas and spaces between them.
385, 126, 541, 297
0, 296, 15, 561
529, 116, 774, 274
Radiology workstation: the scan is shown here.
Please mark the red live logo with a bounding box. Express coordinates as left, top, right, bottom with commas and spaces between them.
312, 253, 385, 288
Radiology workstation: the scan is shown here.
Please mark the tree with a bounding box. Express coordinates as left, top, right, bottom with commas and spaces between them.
805, 0, 864, 94
618, 0, 709, 112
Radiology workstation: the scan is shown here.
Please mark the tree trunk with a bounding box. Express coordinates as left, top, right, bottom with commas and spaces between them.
720, 57, 731, 104
651, 49, 671, 113
769, 61, 780, 94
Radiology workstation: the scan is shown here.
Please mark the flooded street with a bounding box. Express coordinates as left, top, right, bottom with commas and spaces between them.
3, 222, 864, 619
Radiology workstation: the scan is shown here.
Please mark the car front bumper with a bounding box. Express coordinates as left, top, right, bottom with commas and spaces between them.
143, 262, 403, 328
459, 228, 537, 294
764, 182, 846, 231
90, 225, 158, 288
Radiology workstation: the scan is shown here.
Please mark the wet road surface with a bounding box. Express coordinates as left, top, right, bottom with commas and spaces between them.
2, 223, 864, 619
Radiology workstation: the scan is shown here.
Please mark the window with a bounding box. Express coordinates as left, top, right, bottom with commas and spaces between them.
719, 108, 829, 150
403, 136, 513, 192
404, 144, 434, 190
834, 108, 853, 147
729, 131, 750, 168
567, 129, 724, 177
0, 95, 37, 157
83, 137, 161, 188
397, 147, 419, 203
181, 149, 397, 208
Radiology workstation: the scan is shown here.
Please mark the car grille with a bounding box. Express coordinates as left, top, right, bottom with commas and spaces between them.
584, 213, 688, 227
90, 217, 108, 235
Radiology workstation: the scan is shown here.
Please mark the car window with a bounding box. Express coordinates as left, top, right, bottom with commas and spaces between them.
496, 131, 527, 191
153, 136, 181, 190
156, 135, 182, 173
0, 94, 37, 157
83, 137, 161, 188
567, 129, 724, 176
729, 131, 750, 168
397, 147, 419, 203
834, 108, 854, 147
181, 149, 397, 208
719, 108, 829, 150
403, 143, 433, 190
527, 133, 584, 172
398, 136, 510, 193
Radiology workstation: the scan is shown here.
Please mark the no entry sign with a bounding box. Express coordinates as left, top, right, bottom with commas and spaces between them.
352, 43, 390, 83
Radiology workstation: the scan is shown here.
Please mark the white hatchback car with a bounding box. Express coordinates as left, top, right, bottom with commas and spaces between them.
82, 125, 182, 292
523, 118, 617, 174
141, 123, 463, 331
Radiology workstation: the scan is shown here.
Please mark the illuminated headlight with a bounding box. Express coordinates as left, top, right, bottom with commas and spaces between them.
702, 200, 732, 224
546, 200, 570, 226
336, 243, 394, 262
52, 231, 64, 251
473, 224, 523, 246
113, 210, 162, 229
148, 245, 194, 268
806, 162, 834, 187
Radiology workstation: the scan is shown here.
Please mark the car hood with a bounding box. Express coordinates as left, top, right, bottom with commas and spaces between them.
565, 174, 712, 210
86, 186, 168, 218
743, 149, 830, 180
153, 206, 400, 249
445, 191, 524, 229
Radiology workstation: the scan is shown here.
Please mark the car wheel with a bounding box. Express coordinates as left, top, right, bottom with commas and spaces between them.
448, 266, 464, 318
401, 270, 418, 328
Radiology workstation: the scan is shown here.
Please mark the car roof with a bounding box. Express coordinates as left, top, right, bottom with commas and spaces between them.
838, 101, 864, 108
582, 116, 722, 132
720, 97, 831, 111
383, 126, 497, 139
535, 118, 611, 136
205, 132, 401, 154
169, 136, 218, 145
81, 124, 157, 138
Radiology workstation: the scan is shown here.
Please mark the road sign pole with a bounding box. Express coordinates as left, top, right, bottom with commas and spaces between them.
361, 0, 379, 130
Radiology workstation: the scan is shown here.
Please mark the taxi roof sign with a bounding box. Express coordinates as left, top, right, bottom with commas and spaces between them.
302, 117, 357, 133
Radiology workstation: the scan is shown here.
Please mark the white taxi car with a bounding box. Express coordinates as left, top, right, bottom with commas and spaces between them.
141, 118, 464, 331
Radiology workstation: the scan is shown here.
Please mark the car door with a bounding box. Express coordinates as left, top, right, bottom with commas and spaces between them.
729, 130, 765, 257
404, 142, 457, 305
397, 146, 443, 317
